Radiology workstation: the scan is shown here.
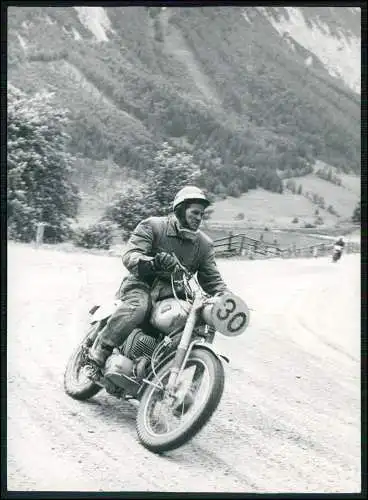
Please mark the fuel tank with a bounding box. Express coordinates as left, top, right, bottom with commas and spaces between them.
150, 298, 191, 334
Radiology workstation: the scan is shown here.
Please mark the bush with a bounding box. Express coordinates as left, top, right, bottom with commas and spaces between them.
352, 201, 360, 223
291, 216, 299, 224
304, 222, 316, 229
314, 216, 324, 225
326, 204, 340, 217
234, 212, 245, 220
73, 221, 117, 250
227, 181, 242, 197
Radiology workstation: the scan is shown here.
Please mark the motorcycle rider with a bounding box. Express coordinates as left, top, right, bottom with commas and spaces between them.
332, 235, 345, 260
88, 186, 228, 371
334, 235, 345, 250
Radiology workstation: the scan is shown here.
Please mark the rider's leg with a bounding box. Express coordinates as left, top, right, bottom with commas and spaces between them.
89, 287, 151, 367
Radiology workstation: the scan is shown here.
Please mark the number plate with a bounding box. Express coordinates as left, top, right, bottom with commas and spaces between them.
210, 293, 250, 337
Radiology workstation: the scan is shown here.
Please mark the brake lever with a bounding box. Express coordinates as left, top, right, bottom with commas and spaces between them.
171, 253, 192, 279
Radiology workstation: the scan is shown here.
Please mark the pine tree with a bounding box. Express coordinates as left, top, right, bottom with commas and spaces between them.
8, 85, 80, 242
145, 142, 201, 215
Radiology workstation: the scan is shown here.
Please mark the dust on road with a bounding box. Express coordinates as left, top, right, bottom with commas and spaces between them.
7, 243, 361, 493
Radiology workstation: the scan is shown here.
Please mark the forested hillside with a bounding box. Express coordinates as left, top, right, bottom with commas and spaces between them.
7, 6, 360, 224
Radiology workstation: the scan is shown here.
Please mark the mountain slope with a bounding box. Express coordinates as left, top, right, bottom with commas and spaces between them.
7, 6, 360, 226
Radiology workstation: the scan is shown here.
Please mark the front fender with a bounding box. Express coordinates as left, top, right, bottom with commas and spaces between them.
138, 337, 229, 397
192, 340, 230, 364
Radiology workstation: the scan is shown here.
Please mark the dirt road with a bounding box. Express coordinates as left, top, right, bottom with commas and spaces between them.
7, 243, 360, 492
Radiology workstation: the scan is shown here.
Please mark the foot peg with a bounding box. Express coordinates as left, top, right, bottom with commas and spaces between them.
88, 339, 113, 368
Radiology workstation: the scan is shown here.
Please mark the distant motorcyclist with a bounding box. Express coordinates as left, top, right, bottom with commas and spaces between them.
334, 236, 345, 250
332, 235, 345, 262
88, 186, 228, 371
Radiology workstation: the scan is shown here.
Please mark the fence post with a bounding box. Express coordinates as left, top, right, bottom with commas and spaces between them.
240, 235, 245, 256
35, 222, 46, 247
228, 231, 233, 252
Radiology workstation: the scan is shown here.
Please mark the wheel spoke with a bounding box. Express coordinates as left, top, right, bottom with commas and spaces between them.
144, 357, 211, 436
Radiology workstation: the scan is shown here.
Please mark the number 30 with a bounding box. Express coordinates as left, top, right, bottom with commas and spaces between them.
216, 299, 247, 333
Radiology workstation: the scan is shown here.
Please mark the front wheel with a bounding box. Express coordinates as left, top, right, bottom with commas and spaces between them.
136, 347, 225, 453
64, 322, 102, 400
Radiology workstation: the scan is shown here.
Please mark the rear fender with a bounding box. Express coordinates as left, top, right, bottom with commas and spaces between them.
90, 300, 122, 324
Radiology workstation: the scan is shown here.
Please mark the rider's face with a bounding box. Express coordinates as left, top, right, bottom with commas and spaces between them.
185, 203, 205, 231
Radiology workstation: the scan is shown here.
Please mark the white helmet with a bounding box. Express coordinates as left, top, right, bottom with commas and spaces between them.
173, 186, 210, 211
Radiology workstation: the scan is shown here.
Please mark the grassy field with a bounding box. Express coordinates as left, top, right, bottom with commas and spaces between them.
337, 173, 361, 194
208, 172, 360, 248
210, 187, 338, 228
289, 174, 360, 218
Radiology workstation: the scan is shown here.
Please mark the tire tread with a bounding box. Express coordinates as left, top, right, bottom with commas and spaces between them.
64, 325, 102, 401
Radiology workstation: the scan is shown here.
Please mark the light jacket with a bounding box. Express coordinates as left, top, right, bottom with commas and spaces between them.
119, 215, 227, 301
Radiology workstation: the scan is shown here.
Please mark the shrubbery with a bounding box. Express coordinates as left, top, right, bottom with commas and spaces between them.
316, 167, 343, 186
327, 204, 339, 216
352, 201, 360, 223
314, 215, 324, 225
73, 221, 117, 250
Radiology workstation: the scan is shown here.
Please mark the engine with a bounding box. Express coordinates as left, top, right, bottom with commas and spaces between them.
103, 329, 158, 395
123, 329, 158, 360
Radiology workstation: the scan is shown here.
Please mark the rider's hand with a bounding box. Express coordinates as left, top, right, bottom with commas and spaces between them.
153, 252, 179, 273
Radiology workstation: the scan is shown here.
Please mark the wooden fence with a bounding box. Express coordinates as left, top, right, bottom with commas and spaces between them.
213, 233, 360, 260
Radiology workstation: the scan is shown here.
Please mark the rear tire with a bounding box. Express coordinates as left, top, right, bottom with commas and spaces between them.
136, 347, 224, 453
64, 323, 102, 400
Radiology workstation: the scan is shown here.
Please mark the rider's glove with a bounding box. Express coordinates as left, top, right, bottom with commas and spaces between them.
137, 252, 184, 282
153, 252, 178, 273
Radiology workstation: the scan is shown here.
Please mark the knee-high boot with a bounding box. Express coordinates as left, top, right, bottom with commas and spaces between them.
88, 325, 114, 367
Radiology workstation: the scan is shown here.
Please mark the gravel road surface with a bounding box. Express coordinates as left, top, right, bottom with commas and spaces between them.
7, 243, 360, 493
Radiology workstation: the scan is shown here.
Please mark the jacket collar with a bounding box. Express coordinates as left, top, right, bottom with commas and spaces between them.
167, 215, 198, 241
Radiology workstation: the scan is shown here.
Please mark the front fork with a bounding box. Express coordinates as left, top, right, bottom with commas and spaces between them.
165, 294, 203, 394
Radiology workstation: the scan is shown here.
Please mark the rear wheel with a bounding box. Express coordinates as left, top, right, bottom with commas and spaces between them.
64, 322, 102, 400
136, 347, 224, 453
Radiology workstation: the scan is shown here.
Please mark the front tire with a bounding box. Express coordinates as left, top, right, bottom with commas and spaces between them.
136, 347, 225, 453
64, 323, 102, 400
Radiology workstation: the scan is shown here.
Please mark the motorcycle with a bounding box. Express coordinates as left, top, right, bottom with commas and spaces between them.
64, 259, 250, 453
332, 244, 343, 262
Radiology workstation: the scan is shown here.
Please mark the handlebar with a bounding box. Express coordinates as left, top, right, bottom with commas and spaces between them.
171, 253, 192, 279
